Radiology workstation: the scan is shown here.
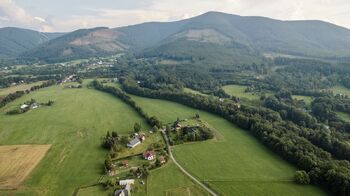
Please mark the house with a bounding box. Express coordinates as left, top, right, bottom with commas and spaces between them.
20, 104, 29, 109
31, 103, 39, 109
143, 151, 155, 161
127, 137, 141, 148
119, 179, 135, 186
138, 133, 146, 141
159, 156, 166, 164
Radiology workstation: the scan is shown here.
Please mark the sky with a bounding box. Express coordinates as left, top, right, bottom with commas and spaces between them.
0, 0, 350, 32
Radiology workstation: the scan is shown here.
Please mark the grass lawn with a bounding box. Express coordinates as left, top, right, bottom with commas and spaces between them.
0, 81, 43, 98
331, 85, 350, 97
0, 81, 150, 195
292, 95, 313, 105
129, 94, 326, 195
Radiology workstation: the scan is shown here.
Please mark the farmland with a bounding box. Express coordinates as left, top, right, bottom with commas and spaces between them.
0, 81, 43, 98
129, 94, 326, 195
0, 81, 150, 195
0, 145, 51, 189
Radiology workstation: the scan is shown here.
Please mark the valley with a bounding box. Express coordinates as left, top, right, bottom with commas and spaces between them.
1, 8, 350, 196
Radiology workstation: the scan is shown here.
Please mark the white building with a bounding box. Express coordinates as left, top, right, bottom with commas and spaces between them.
20, 104, 29, 109
119, 179, 135, 186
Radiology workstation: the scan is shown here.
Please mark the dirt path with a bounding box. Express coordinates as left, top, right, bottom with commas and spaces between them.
160, 130, 217, 196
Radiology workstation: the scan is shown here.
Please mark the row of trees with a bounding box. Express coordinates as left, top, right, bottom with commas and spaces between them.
263, 95, 350, 161
120, 76, 350, 196
92, 80, 162, 129
0, 80, 56, 108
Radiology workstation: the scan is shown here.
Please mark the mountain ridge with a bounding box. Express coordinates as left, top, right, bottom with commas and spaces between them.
2, 11, 350, 63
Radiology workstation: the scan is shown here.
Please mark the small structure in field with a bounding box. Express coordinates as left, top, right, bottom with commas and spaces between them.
31, 103, 39, 109
143, 151, 155, 161
127, 137, 141, 148
20, 104, 29, 109
159, 156, 166, 164
122, 160, 129, 167
119, 179, 135, 186
138, 133, 146, 141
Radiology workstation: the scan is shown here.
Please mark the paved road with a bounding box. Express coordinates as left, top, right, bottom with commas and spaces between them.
161, 130, 217, 196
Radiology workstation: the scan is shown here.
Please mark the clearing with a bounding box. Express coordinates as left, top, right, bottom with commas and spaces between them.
331, 85, 350, 97
222, 84, 270, 100
0, 145, 51, 189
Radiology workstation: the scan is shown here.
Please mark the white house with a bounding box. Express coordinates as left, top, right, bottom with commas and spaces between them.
119, 179, 135, 186
20, 104, 29, 109
127, 138, 141, 148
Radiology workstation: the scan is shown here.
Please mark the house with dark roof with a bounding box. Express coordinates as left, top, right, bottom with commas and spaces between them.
143, 151, 155, 160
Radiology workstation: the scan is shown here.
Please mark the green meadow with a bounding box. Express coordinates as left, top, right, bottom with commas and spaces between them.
0, 82, 150, 195
222, 84, 267, 100
129, 94, 326, 195
292, 95, 313, 105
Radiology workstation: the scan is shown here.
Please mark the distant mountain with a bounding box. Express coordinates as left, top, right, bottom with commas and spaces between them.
0, 27, 64, 58
16, 11, 350, 63
21, 27, 127, 62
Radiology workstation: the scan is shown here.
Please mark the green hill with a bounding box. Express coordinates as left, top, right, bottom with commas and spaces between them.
0, 27, 64, 58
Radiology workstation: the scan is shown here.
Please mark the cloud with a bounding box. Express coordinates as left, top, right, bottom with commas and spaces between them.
1, 0, 350, 32
0, 0, 50, 31
34, 16, 46, 23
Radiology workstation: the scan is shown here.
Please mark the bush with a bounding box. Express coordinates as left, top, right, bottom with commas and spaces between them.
294, 170, 310, 184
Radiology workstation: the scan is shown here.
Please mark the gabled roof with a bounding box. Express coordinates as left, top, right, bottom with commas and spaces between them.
128, 137, 140, 146
143, 151, 155, 158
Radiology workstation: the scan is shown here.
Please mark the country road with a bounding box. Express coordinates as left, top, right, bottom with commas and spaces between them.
160, 130, 218, 196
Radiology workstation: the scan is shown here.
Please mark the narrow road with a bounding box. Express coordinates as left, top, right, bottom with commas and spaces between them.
160, 130, 217, 196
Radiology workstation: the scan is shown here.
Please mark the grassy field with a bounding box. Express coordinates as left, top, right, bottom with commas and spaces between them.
146, 161, 209, 196
331, 85, 350, 96
0, 81, 43, 98
222, 84, 262, 100
129, 94, 326, 195
292, 95, 313, 105
183, 88, 208, 96
0, 145, 51, 189
0, 81, 150, 195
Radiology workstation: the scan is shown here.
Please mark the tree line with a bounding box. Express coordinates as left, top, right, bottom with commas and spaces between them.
120, 76, 350, 196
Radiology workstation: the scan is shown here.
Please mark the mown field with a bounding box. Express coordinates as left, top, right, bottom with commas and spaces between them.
129, 94, 326, 195
0, 81, 150, 195
222, 84, 271, 101
0, 145, 51, 189
0, 81, 43, 98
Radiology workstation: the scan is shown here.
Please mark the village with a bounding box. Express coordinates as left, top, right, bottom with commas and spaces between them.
102, 115, 216, 196
100, 123, 168, 196
6, 98, 54, 115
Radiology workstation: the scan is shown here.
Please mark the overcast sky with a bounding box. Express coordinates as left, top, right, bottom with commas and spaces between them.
0, 0, 350, 32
